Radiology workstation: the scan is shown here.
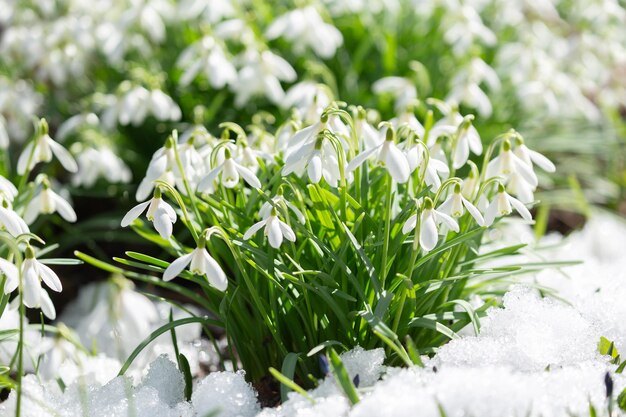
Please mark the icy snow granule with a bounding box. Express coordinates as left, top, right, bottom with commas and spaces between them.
192, 371, 260, 417
338, 346, 385, 387
435, 286, 601, 371
139, 355, 185, 406
257, 395, 350, 417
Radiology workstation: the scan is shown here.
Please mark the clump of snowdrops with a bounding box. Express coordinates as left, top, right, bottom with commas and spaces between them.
0, 118, 84, 415
77, 97, 558, 385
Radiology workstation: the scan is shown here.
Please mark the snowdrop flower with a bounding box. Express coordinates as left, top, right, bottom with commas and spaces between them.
244, 209, 296, 249
121, 189, 177, 240
24, 179, 77, 225
231, 49, 296, 107
402, 198, 459, 252
0, 258, 19, 296
72, 146, 132, 188
430, 113, 482, 169
259, 194, 306, 224
0, 115, 8, 149
486, 139, 538, 188
102, 85, 181, 128
372, 77, 417, 112
284, 113, 349, 158
484, 184, 533, 226
0, 203, 29, 236
17, 120, 77, 175
283, 82, 333, 123
9, 245, 63, 309
406, 145, 450, 191
197, 147, 261, 192
282, 132, 344, 187
265, 6, 342, 58
177, 36, 237, 88
439, 184, 485, 226
0, 175, 18, 202
513, 139, 556, 174
163, 234, 227, 291
347, 127, 410, 183
355, 113, 382, 150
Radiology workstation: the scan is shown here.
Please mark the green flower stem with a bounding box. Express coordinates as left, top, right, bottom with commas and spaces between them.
171, 134, 204, 238
380, 174, 394, 287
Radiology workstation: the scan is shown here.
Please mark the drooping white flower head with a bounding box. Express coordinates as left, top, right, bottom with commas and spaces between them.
231, 49, 296, 107
406, 144, 450, 191
486, 139, 538, 188
244, 209, 296, 249
372, 77, 417, 112
259, 194, 306, 224
347, 126, 410, 183
0, 175, 18, 202
7, 245, 63, 309
484, 184, 533, 226
121, 188, 177, 240
265, 6, 343, 59
430, 113, 482, 170
101, 84, 181, 128
513, 139, 556, 174
283, 82, 333, 124
197, 146, 262, 192
163, 231, 228, 291
439, 183, 485, 226
17, 120, 77, 175
23, 179, 77, 225
0, 203, 30, 236
282, 132, 344, 187
402, 197, 459, 252
177, 35, 237, 89
72, 146, 132, 188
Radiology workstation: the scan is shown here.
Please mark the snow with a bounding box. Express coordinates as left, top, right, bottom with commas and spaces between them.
2, 212, 626, 416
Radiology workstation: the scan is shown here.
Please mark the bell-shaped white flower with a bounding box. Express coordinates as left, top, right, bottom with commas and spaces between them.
283, 82, 333, 124
163, 237, 227, 291
347, 129, 410, 183
231, 49, 296, 107
265, 6, 342, 59
0, 258, 19, 295
484, 184, 533, 226
0, 203, 30, 236
17, 121, 77, 174
197, 147, 261, 192
121, 189, 177, 239
486, 139, 538, 188
283, 113, 349, 159
177, 35, 237, 89
0, 175, 18, 202
283, 134, 343, 187
17, 245, 63, 309
406, 145, 450, 191
259, 195, 306, 224
24, 180, 77, 225
439, 184, 485, 226
514, 141, 556, 173
244, 210, 296, 249
402, 198, 459, 252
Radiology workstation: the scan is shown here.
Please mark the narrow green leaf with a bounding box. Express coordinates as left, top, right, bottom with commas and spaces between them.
279, 353, 301, 402
269, 367, 313, 403
328, 348, 359, 405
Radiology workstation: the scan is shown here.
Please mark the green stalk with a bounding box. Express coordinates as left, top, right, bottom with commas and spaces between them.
380, 174, 394, 288
16, 269, 24, 417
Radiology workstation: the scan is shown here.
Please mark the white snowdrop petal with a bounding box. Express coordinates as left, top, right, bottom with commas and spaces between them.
17, 142, 35, 175
420, 214, 438, 252
243, 219, 268, 240
38, 262, 63, 292
163, 252, 194, 282
435, 210, 460, 233
236, 163, 262, 189
267, 218, 283, 248
39, 289, 56, 320
402, 214, 417, 234
529, 149, 556, 172
198, 165, 222, 192
484, 198, 499, 226
347, 146, 379, 172
23, 265, 41, 308
121, 201, 150, 227
512, 154, 538, 187
47, 137, 78, 173
462, 197, 485, 226
51, 192, 77, 223
0, 258, 19, 294
202, 252, 228, 292
384, 143, 410, 183
278, 220, 296, 242
23, 195, 42, 225
508, 195, 533, 222
0, 207, 26, 236
308, 153, 323, 184
153, 209, 173, 239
